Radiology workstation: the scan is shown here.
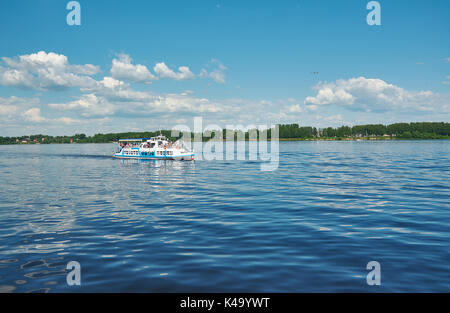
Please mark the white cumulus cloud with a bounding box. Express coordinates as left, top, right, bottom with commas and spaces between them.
49, 94, 115, 117
81, 76, 151, 102
153, 62, 195, 80
0, 96, 41, 120
304, 77, 450, 113
0, 51, 98, 90
199, 59, 227, 83
110, 54, 156, 83
22, 107, 46, 123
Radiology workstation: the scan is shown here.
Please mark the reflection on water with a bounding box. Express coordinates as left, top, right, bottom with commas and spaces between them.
0, 256, 67, 293
0, 141, 449, 292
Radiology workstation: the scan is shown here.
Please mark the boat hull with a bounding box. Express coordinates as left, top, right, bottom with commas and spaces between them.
113, 153, 194, 161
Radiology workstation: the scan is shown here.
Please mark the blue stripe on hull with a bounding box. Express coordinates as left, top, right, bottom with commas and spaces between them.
113, 154, 194, 160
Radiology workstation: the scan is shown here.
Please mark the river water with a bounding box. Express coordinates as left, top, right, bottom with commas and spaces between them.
0, 140, 449, 292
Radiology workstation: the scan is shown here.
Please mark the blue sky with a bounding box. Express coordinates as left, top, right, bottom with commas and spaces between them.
0, 0, 449, 136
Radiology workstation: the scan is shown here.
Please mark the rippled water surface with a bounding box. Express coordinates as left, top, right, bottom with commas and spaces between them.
0, 141, 449, 292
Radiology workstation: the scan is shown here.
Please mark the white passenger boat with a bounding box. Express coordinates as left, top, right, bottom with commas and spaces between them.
113, 135, 194, 160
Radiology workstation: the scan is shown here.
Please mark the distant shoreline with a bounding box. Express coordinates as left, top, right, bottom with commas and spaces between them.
278, 137, 450, 141
2, 122, 449, 145
2, 137, 450, 145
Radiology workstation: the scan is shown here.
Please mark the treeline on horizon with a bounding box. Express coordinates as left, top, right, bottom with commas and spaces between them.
1, 122, 450, 145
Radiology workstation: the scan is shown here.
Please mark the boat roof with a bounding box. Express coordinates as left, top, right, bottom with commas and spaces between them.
119, 135, 169, 142
118, 138, 150, 142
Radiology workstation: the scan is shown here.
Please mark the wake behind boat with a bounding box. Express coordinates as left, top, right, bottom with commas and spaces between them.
114, 135, 194, 161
